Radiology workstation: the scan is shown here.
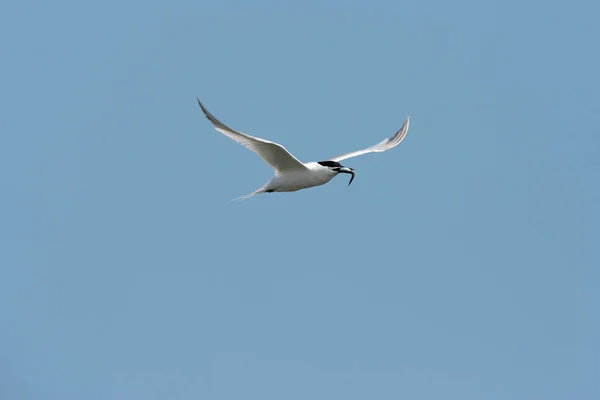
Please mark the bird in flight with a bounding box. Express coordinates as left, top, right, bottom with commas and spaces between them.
197, 99, 410, 200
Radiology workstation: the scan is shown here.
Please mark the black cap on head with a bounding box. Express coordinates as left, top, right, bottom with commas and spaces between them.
318, 161, 342, 168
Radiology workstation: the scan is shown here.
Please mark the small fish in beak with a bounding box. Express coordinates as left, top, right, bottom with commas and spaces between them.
337, 166, 355, 186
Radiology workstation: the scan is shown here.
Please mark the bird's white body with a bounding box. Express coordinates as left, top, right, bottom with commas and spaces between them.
196, 99, 410, 200
261, 162, 337, 193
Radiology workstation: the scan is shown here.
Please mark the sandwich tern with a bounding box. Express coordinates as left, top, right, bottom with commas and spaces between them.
197, 99, 410, 200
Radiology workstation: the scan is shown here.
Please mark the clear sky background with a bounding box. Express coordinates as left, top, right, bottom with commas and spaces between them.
1, 1, 598, 399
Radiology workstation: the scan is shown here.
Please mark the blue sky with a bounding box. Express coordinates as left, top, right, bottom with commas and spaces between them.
1, 0, 598, 399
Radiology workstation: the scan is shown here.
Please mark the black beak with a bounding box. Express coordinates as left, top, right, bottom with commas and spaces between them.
337, 166, 355, 186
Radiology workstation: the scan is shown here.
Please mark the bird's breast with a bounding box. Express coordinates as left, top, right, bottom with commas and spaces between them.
271, 169, 334, 192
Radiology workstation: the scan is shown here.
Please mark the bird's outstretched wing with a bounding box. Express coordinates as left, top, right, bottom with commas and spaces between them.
197, 99, 307, 172
329, 116, 410, 162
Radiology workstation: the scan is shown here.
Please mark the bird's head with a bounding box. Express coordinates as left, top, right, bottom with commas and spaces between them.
318, 161, 355, 186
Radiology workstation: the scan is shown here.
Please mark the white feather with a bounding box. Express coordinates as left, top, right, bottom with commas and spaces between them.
329, 116, 410, 162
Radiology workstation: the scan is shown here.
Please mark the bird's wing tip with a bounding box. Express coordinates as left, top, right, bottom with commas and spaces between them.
196, 99, 214, 121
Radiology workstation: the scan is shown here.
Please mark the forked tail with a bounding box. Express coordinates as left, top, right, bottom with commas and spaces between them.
231, 185, 269, 202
